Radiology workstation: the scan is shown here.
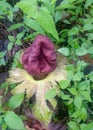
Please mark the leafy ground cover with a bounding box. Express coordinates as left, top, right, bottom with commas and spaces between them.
0, 0, 93, 130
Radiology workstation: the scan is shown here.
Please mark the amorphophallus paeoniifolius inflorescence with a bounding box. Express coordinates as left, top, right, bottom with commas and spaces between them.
7, 34, 67, 127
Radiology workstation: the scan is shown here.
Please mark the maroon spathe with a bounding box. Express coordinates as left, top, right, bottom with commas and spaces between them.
22, 35, 57, 77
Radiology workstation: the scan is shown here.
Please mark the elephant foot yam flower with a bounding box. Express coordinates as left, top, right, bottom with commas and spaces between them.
7, 35, 67, 126
22, 35, 57, 79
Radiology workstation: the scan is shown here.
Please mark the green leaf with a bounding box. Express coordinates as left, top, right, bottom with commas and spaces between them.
60, 92, 70, 100
68, 121, 79, 130
16, 32, 25, 40
45, 88, 57, 99
7, 42, 14, 51
24, 16, 45, 34
73, 72, 83, 81
80, 122, 93, 130
17, 0, 38, 19
74, 95, 82, 109
37, 7, 59, 41
85, 0, 93, 8
57, 47, 69, 56
0, 52, 5, 58
80, 107, 87, 121
78, 81, 90, 91
87, 47, 93, 54
8, 23, 24, 31
59, 80, 70, 89
82, 23, 93, 31
80, 91, 92, 102
75, 47, 87, 56
68, 88, 78, 95
68, 27, 79, 36
4, 111, 26, 130
87, 33, 93, 40
88, 72, 93, 81
16, 39, 22, 45
8, 36, 15, 42
9, 93, 24, 109
0, 58, 6, 65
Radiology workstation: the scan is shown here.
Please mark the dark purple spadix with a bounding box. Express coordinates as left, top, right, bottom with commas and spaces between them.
22, 35, 57, 79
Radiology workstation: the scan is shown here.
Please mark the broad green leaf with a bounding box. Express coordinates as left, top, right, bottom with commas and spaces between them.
0, 52, 5, 58
8, 23, 24, 31
17, 0, 38, 19
24, 16, 45, 34
74, 95, 82, 109
4, 111, 26, 130
58, 47, 69, 56
37, 7, 59, 41
59, 80, 69, 89
75, 47, 87, 56
41, 0, 55, 15
80, 122, 93, 130
0, 1, 12, 12
45, 88, 57, 99
9, 93, 24, 109
68, 27, 79, 36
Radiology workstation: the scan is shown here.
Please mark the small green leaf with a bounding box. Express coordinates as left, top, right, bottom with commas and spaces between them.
0, 52, 5, 58
68, 88, 78, 95
16, 39, 22, 45
85, 0, 93, 8
73, 72, 83, 81
4, 111, 26, 130
9, 93, 24, 109
75, 47, 87, 56
0, 59, 6, 65
68, 121, 79, 130
74, 95, 82, 109
88, 72, 93, 81
45, 88, 57, 99
16, 32, 25, 40
59, 80, 70, 89
80, 91, 92, 102
80, 122, 93, 130
68, 27, 79, 36
58, 47, 69, 56
8, 36, 15, 42
8, 23, 24, 31
7, 42, 14, 51
80, 107, 87, 121
82, 23, 93, 31
87, 47, 93, 54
